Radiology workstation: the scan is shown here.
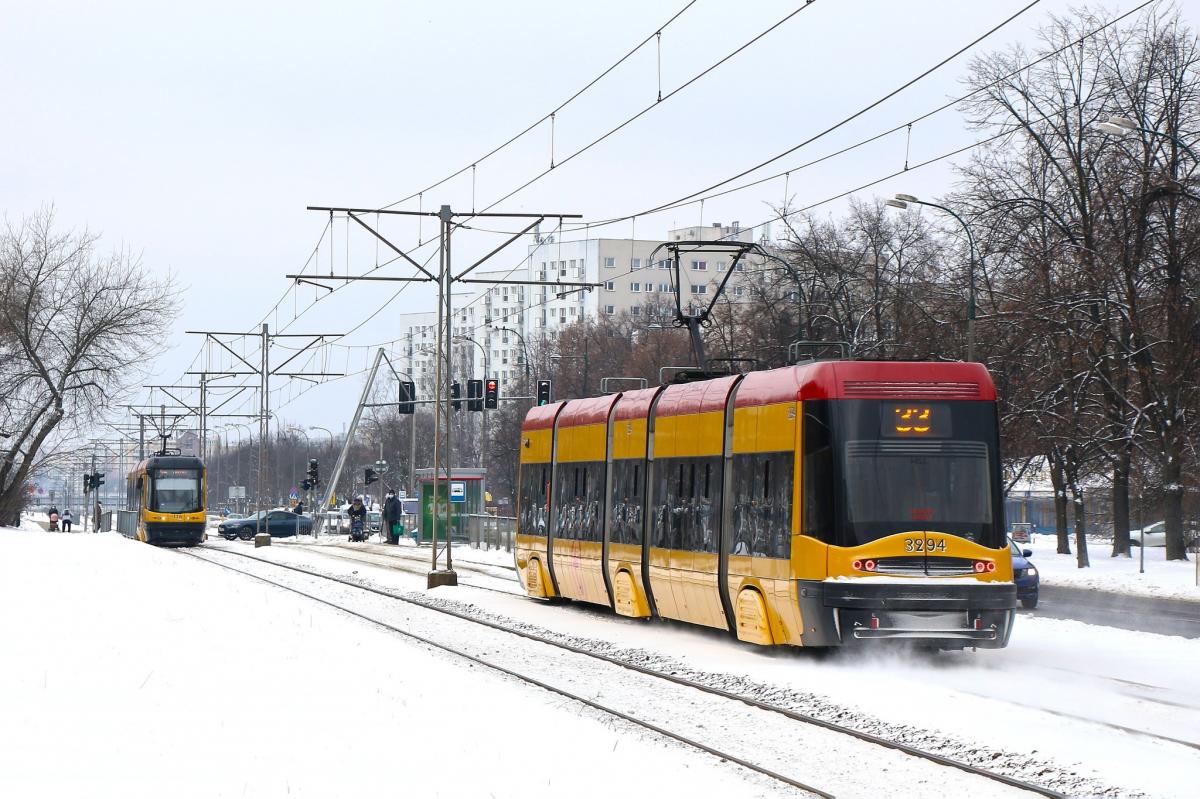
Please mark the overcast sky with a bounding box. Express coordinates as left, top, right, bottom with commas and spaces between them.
1, 0, 1161, 436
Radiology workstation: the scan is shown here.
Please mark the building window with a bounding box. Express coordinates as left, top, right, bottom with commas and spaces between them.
604, 304, 615, 315
690, 284, 708, 295
691, 260, 707, 271
604, 281, 615, 291
569, 259, 576, 270
631, 306, 642, 316
734, 261, 746, 272
659, 283, 670, 293
631, 282, 640, 292
604, 257, 616, 268
658, 259, 673, 270
734, 286, 745, 298
717, 261, 727, 272
631, 258, 642, 269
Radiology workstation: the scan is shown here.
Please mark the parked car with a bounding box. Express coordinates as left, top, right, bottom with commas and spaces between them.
1131, 521, 1166, 547
218, 509, 312, 540
1010, 538, 1039, 609
1009, 522, 1033, 543
367, 510, 382, 536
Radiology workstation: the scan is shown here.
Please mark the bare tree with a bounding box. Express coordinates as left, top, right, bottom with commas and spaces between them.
0, 209, 177, 525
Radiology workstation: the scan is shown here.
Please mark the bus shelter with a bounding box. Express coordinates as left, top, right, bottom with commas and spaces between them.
414, 468, 485, 544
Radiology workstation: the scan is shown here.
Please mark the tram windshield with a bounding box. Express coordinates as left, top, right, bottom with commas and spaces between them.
149, 468, 203, 514
803, 400, 1003, 548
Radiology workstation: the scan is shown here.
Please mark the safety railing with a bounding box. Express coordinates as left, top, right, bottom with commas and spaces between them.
464, 513, 517, 552
115, 509, 139, 537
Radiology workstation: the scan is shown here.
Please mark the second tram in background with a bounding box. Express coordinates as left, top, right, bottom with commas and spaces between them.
515, 360, 1016, 650
120, 454, 207, 546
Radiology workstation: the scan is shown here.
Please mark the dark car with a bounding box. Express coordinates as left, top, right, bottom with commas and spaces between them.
1010, 538, 1039, 609
218, 509, 311, 540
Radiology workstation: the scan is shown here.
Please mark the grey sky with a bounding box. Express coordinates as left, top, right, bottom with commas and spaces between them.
1, 0, 1130, 430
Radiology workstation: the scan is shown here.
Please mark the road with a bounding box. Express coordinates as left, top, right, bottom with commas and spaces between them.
1035, 584, 1200, 638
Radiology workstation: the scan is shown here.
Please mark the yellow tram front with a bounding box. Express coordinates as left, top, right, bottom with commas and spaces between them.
125, 455, 207, 546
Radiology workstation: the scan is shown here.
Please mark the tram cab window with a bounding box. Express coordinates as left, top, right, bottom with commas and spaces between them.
803, 402, 835, 542
149, 469, 202, 514
729, 453, 792, 558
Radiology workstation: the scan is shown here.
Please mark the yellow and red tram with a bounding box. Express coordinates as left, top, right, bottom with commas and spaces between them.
515, 361, 1016, 649
122, 455, 207, 546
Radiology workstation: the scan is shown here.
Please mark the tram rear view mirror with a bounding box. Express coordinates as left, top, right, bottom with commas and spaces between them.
1023, 549, 1033, 558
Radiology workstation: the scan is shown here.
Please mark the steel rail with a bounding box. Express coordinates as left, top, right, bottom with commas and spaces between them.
180, 548, 832, 798
191, 544, 1065, 799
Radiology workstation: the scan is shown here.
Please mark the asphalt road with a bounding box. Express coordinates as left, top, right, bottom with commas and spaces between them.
1033, 584, 1200, 638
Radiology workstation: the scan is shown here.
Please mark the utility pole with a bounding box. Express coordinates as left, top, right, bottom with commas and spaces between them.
299, 203, 583, 587
182, 329, 343, 544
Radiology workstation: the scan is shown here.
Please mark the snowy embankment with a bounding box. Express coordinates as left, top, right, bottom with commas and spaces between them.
1024, 537, 1200, 602
0, 528, 798, 799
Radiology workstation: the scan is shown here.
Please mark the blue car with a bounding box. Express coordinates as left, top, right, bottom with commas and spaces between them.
1010, 538, 1039, 609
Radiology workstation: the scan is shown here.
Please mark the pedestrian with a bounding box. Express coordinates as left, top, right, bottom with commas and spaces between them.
61, 508, 73, 533
347, 495, 368, 542
382, 489, 403, 545
294, 500, 305, 515
47, 505, 60, 532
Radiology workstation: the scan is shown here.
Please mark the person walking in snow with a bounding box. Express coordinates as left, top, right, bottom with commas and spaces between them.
61, 508, 73, 533
382, 489, 402, 545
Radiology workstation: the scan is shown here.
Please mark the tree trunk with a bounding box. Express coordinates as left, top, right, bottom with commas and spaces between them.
1110, 449, 1131, 557
1049, 455, 1071, 554
1163, 452, 1189, 561
1072, 486, 1090, 568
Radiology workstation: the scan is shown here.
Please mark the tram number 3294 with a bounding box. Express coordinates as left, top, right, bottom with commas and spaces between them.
905, 537, 948, 553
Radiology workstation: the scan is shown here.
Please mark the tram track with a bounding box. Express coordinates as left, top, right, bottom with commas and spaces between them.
186, 544, 1066, 798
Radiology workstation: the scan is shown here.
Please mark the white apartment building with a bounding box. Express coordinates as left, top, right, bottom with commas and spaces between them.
393, 222, 770, 392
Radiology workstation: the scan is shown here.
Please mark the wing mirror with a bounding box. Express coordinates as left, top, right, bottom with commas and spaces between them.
1022, 549, 1033, 558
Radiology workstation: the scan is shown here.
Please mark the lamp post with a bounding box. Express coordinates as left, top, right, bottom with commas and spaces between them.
454, 335, 489, 469
498, 326, 532, 383
886, 194, 979, 362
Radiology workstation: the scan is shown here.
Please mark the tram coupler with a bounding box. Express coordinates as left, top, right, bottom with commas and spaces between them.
427, 569, 458, 588
254, 532, 271, 548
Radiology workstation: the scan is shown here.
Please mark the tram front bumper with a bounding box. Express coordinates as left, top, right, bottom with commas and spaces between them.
797, 580, 1017, 648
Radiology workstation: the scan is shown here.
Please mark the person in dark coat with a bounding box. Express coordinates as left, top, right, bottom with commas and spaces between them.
382, 490, 403, 544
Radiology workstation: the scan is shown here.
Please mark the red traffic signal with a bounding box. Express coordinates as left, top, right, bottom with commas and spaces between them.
484, 379, 499, 409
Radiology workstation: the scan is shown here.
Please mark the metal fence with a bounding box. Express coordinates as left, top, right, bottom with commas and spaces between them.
464, 514, 516, 552
115, 510, 138, 537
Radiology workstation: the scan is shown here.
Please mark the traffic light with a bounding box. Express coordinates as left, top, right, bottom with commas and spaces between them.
307, 458, 319, 487
398, 380, 416, 415
467, 378, 483, 412
301, 478, 311, 491
451, 381, 462, 411
83, 474, 91, 494
537, 380, 552, 406
364, 467, 378, 485
94, 472, 104, 488
484, 378, 499, 409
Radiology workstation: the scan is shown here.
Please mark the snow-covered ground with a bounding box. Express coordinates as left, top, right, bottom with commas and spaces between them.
1024, 536, 1200, 602
7, 526, 1198, 798
0, 528, 804, 799
240, 536, 1200, 799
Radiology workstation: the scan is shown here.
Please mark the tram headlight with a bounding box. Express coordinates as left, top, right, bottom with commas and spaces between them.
1026, 567, 1037, 577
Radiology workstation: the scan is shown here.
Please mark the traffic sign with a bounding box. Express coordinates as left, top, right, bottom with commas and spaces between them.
289, 487, 300, 501
449, 482, 466, 503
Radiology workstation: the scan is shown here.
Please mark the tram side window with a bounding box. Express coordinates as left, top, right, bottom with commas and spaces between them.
554, 462, 604, 541
649, 457, 721, 553
803, 402, 835, 543
729, 453, 793, 558
518, 465, 548, 537
609, 460, 644, 545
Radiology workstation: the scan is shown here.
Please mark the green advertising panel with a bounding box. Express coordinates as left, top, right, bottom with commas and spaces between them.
419, 482, 466, 543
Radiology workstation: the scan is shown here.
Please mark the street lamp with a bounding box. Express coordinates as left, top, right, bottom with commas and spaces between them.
886, 193, 979, 362
498, 327, 532, 383
1096, 115, 1200, 160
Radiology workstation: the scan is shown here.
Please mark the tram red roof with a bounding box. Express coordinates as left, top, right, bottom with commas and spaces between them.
613, 387, 662, 422
735, 361, 995, 406
656, 374, 739, 418
522, 401, 565, 432
557, 393, 619, 428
